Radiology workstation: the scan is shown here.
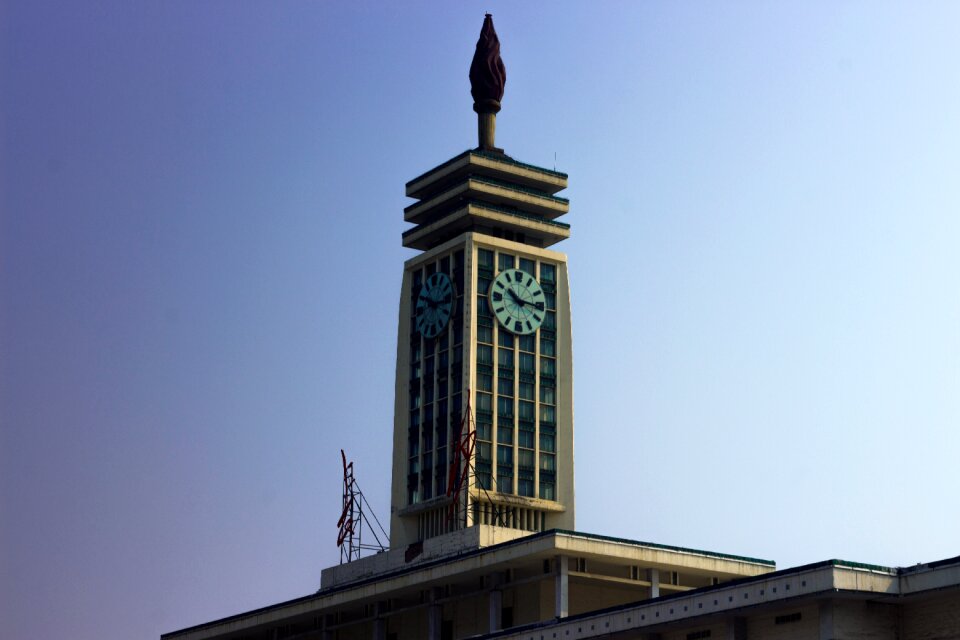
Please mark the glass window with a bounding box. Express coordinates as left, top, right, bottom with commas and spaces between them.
425, 357, 434, 377
544, 311, 556, 330
477, 442, 492, 462
541, 263, 556, 283
545, 291, 556, 310
477, 324, 493, 344
478, 295, 492, 318
454, 323, 463, 345
540, 405, 556, 424
440, 255, 449, 274
478, 275, 491, 294
477, 472, 492, 490
540, 336, 555, 357
498, 253, 515, 271
518, 478, 534, 497
497, 426, 513, 444
540, 385, 555, 405
519, 353, 535, 374
439, 350, 448, 370
540, 357, 556, 377
497, 473, 513, 494
477, 373, 492, 392
425, 263, 436, 277
476, 391, 492, 412
410, 361, 421, 380
519, 258, 536, 275
477, 345, 493, 365
476, 421, 492, 441
497, 396, 514, 417
518, 429, 534, 448
498, 331, 514, 348
410, 390, 421, 409
518, 401, 535, 421
497, 377, 513, 396
540, 453, 556, 471
478, 249, 494, 269
497, 445, 513, 465
519, 382, 534, 401
540, 480, 555, 501
518, 334, 535, 352
540, 433, 556, 452
498, 348, 514, 369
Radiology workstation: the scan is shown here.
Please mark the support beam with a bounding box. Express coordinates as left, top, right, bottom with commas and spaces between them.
726, 616, 747, 640
555, 555, 569, 619
648, 568, 660, 598
372, 602, 387, 640
820, 601, 834, 640
489, 588, 502, 632
428, 588, 442, 640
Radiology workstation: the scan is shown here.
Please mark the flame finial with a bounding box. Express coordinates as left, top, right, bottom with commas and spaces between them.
469, 14, 506, 151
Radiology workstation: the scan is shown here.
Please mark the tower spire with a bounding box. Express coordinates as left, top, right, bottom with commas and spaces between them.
469, 13, 506, 152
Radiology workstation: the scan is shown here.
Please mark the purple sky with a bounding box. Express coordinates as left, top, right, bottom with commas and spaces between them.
2, 2, 959, 639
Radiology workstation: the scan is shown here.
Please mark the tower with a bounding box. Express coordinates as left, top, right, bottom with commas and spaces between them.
390, 15, 575, 549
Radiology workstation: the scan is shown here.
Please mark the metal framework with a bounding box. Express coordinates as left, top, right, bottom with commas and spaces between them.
446, 391, 506, 530
336, 449, 388, 563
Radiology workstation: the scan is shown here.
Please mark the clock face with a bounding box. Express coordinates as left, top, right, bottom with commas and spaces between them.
488, 268, 546, 335
415, 272, 455, 339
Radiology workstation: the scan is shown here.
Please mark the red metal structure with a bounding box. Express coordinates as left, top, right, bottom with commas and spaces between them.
336, 449, 387, 563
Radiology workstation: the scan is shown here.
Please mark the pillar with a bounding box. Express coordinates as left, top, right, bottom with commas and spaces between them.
648, 568, 660, 598
555, 555, 569, 619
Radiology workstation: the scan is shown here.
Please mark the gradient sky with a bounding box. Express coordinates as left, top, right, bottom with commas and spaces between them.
2, 2, 959, 639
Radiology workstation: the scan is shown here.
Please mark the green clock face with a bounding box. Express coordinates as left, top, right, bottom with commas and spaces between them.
415, 272, 454, 338
488, 268, 546, 335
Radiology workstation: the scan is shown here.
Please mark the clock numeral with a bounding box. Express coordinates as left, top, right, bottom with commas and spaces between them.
492, 292, 503, 302
495, 281, 505, 290
526, 321, 533, 331
495, 307, 505, 314
514, 321, 523, 332
533, 314, 542, 323
504, 271, 512, 282
535, 301, 545, 311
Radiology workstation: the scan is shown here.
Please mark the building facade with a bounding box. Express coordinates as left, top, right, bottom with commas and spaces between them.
162, 16, 960, 640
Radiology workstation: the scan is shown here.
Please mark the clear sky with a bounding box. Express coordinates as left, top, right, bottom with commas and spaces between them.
2, 2, 959, 638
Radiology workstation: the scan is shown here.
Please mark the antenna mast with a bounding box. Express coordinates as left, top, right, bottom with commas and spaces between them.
336, 449, 388, 563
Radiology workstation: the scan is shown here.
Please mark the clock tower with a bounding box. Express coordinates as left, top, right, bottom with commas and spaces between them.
390, 15, 574, 549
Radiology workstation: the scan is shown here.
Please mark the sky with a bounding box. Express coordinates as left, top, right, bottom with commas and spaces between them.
2, 2, 959, 638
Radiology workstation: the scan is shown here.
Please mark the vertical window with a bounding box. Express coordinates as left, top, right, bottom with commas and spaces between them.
498, 253, 515, 271
518, 334, 535, 353
540, 357, 556, 377
519, 257, 536, 276
540, 264, 556, 283
477, 345, 493, 365
478, 249, 494, 270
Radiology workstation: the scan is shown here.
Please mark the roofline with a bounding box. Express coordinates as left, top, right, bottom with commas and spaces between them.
162, 528, 772, 638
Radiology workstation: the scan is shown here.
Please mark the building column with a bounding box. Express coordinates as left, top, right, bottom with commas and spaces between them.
372, 601, 387, 640
321, 613, 336, 640
428, 588, 442, 640
726, 616, 747, 640
819, 601, 834, 640
555, 555, 569, 619
489, 588, 503, 632
648, 568, 660, 598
